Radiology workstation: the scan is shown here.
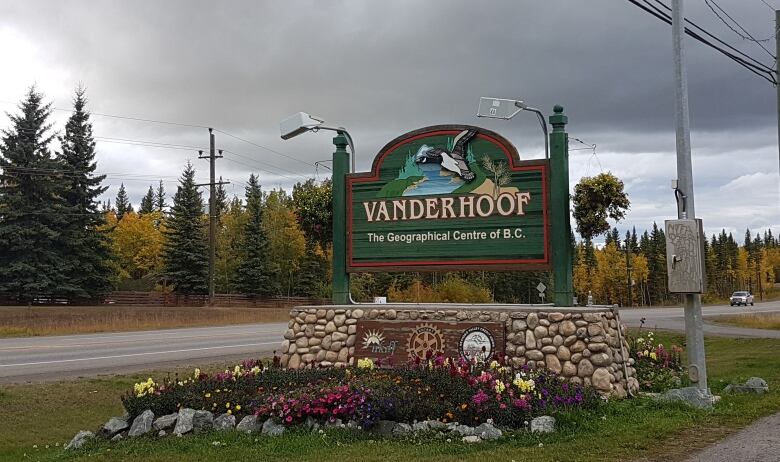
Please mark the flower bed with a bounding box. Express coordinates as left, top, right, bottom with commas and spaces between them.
629, 331, 686, 392
122, 356, 602, 429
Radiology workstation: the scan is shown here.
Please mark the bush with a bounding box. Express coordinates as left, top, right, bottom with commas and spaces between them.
122, 356, 602, 429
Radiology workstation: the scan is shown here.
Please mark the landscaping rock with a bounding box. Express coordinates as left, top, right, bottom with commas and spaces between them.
475, 422, 502, 440
262, 418, 285, 436
530, 416, 556, 433
111, 433, 123, 442
724, 376, 769, 394
65, 430, 94, 450
462, 435, 482, 443
373, 420, 397, 436
214, 413, 236, 431
662, 387, 717, 409
325, 418, 344, 428
392, 422, 413, 435
236, 415, 262, 433
100, 417, 129, 438
128, 410, 154, 437
173, 408, 196, 435
153, 413, 178, 431
158, 430, 167, 437
192, 410, 214, 433
304, 416, 319, 431
451, 424, 475, 437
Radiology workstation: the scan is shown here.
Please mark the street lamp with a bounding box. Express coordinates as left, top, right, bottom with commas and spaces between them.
280, 112, 356, 172
476, 97, 549, 159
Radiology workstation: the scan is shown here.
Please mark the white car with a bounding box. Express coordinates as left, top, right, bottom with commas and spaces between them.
730, 291, 754, 306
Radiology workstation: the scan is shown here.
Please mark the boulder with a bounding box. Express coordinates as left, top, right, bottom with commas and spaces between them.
173, 408, 196, 435
192, 410, 214, 433
392, 422, 413, 435
128, 409, 154, 437
65, 430, 94, 450
591, 367, 613, 391
527, 313, 539, 329
153, 413, 178, 431
236, 415, 262, 433
462, 435, 482, 443
545, 354, 562, 374
577, 359, 594, 377
100, 417, 129, 438
662, 387, 717, 409
559, 320, 576, 336
451, 424, 475, 436
475, 422, 502, 440
530, 416, 555, 433
214, 413, 236, 431
262, 418, 285, 436
724, 377, 769, 394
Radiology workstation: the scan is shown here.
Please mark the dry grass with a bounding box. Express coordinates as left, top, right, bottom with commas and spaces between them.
0, 305, 291, 337
712, 312, 780, 330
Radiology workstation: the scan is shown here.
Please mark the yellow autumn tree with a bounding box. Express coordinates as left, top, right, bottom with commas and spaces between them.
593, 243, 628, 305
109, 211, 165, 287
263, 190, 306, 296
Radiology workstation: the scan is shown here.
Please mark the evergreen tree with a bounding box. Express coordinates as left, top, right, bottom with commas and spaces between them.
162, 162, 208, 294
139, 186, 155, 214
56, 86, 115, 299
115, 183, 133, 220
0, 87, 70, 300
236, 174, 274, 296
215, 177, 228, 221
154, 180, 166, 213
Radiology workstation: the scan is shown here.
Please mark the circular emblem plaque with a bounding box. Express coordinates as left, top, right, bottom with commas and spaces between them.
406, 323, 445, 360
459, 327, 495, 363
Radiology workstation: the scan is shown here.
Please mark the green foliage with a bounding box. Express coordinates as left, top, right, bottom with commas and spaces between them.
139, 186, 155, 214
291, 178, 332, 248
115, 183, 133, 220
162, 162, 208, 294
572, 172, 630, 240
0, 87, 72, 300
629, 331, 686, 392
235, 174, 274, 296
388, 275, 492, 303
56, 87, 115, 299
154, 179, 166, 213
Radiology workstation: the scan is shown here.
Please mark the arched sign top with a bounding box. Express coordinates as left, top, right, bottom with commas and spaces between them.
346, 125, 550, 273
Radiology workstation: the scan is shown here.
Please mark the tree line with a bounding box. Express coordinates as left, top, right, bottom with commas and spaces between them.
1, 87, 777, 304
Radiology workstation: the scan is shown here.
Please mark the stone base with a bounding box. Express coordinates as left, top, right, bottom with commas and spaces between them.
278, 304, 636, 397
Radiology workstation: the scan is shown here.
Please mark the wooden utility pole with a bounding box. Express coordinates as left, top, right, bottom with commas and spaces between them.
198, 129, 228, 306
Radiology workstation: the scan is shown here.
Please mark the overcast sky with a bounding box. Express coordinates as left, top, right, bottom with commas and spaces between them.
1, 0, 778, 241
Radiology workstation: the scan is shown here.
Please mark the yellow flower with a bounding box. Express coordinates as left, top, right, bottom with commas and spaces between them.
489, 360, 500, 370
194, 368, 201, 379
235, 405, 241, 411
227, 409, 232, 415
357, 358, 375, 369
226, 402, 231, 408
649, 352, 658, 361
495, 380, 506, 394
205, 393, 211, 398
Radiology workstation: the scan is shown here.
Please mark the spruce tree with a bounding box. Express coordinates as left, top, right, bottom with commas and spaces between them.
115, 183, 133, 219
162, 162, 208, 294
0, 87, 69, 300
139, 186, 155, 214
56, 86, 114, 299
236, 174, 274, 296
216, 177, 228, 221
154, 180, 166, 213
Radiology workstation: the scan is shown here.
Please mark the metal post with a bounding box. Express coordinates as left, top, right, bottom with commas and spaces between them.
331, 132, 350, 305
672, 0, 708, 391
776, 10, 780, 209
549, 105, 573, 307
208, 129, 216, 306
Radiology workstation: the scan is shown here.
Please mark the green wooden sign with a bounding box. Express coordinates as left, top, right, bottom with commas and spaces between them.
347, 125, 550, 272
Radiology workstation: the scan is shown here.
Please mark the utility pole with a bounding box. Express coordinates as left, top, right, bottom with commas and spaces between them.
198, 129, 228, 306
776, 10, 780, 209
672, 0, 708, 392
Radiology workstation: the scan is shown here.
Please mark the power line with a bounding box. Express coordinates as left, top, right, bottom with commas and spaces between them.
627, 0, 777, 84
705, 0, 775, 58
213, 128, 315, 169
760, 0, 776, 11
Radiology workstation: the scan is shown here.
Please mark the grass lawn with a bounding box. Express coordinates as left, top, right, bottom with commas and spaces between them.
1, 333, 779, 462
0, 305, 290, 338
711, 312, 780, 331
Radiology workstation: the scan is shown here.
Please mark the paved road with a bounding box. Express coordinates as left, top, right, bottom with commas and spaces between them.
0, 323, 287, 383
2, 301, 779, 383
620, 300, 780, 338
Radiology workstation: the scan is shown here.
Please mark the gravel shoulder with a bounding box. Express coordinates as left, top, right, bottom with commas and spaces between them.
682, 411, 780, 462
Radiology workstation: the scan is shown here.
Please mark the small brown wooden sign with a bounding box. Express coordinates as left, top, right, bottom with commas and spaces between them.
354, 320, 505, 365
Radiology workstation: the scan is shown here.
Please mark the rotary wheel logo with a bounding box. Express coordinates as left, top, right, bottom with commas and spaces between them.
406, 323, 445, 360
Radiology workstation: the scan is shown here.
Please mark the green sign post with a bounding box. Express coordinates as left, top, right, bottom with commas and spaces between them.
329, 107, 572, 306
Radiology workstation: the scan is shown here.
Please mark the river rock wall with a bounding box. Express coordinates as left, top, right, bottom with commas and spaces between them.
279, 305, 638, 397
